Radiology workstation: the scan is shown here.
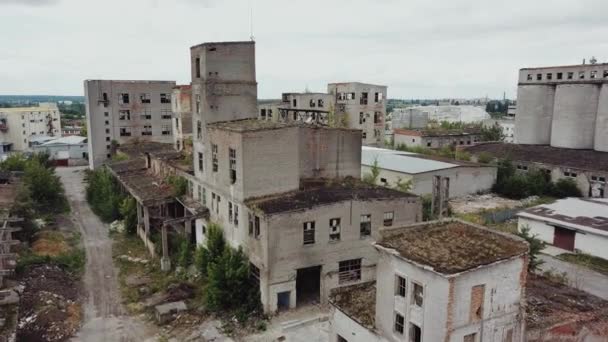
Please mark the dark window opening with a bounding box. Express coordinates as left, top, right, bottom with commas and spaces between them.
212, 144, 218, 172
394, 313, 404, 334
329, 218, 341, 241
303, 221, 315, 245
198, 152, 203, 172
360, 214, 371, 237
383, 211, 394, 226
396, 276, 406, 297
338, 259, 361, 284
229, 148, 237, 184
195, 57, 201, 78
360, 92, 368, 105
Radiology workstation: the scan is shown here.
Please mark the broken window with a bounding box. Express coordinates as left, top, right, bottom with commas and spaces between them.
526, 74, 532, 81
260, 109, 266, 119
394, 313, 404, 335
329, 218, 341, 241
268, 109, 273, 119
254, 216, 260, 238
141, 125, 152, 136
160, 93, 171, 104
228, 202, 233, 223
212, 144, 218, 172
464, 333, 476, 342
196, 94, 201, 113
119, 110, 131, 120
198, 152, 203, 172
102, 92, 109, 107
309, 99, 316, 108
119, 127, 131, 137
567, 72, 574, 79
579, 71, 585, 79
375, 92, 383, 102
303, 221, 315, 245
229, 148, 237, 184
202, 187, 206, 206
591, 70, 598, 79
161, 109, 172, 120
140, 93, 151, 104
564, 169, 577, 178
195, 57, 201, 78
211, 193, 216, 211
360, 92, 368, 105
557, 72, 563, 80
119, 93, 130, 104
604, 70, 608, 78
374, 112, 381, 124
546, 73, 553, 80
197, 121, 202, 140
346, 93, 355, 100
470, 284, 485, 322
140, 109, 152, 120
234, 205, 239, 227
383, 211, 394, 226
293, 99, 297, 107
161, 125, 171, 135
360, 214, 371, 237
338, 258, 361, 284
409, 323, 421, 342
362, 132, 367, 139
215, 195, 220, 214
338, 92, 345, 101
318, 99, 324, 107
395, 275, 406, 297
411, 282, 423, 307
536, 74, 542, 81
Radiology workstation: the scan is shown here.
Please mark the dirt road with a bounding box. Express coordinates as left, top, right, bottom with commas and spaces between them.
58, 167, 157, 342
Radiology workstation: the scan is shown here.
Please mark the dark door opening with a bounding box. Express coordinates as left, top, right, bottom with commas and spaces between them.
296, 265, 321, 307
277, 291, 290, 311
553, 226, 575, 251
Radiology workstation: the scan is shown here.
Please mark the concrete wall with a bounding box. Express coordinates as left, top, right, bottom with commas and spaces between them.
514, 85, 555, 145
330, 306, 385, 342
594, 84, 608, 152
171, 86, 192, 151
32, 142, 88, 160
551, 84, 599, 149
328, 83, 387, 146
518, 217, 608, 259
84, 80, 176, 169
298, 127, 362, 179
258, 101, 281, 122
0, 103, 61, 152
258, 197, 421, 312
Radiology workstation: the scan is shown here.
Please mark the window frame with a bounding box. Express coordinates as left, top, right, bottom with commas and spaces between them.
303, 221, 315, 245
338, 258, 362, 284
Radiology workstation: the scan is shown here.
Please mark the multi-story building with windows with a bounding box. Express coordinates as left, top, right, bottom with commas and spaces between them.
84, 80, 176, 169
171, 85, 193, 151
0, 102, 61, 153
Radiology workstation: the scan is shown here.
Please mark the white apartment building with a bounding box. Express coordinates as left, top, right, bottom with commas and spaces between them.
84, 80, 176, 169
330, 220, 529, 342
0, 103, 61, 153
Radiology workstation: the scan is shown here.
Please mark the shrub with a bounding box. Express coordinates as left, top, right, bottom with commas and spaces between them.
166, 175, 188, 197
517, 225, 546, 271
477, 152, 493, 164
176, 237, 192, 268
86, 168, 125, 222
362, 158, 380, 185
119, 196, 137, 235
550, 178, 582, 198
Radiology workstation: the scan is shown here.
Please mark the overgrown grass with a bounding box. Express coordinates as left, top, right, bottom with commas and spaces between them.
557, 253, 608, 276
16, 228, 85, 276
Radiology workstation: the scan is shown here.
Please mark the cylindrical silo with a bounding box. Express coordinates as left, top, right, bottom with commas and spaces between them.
551, 84, 600, 149
514, 85, 555, 144
594, 83, 608, 152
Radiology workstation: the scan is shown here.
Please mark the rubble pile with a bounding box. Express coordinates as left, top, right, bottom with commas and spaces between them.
16, 265, 82, 342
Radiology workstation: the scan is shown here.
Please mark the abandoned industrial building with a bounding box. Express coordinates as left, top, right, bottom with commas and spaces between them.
329, 219, 529, 342
88, 41, 422, 314
84, 80, 177, 169
393, 128, 482, 149
0, 102, 61, 154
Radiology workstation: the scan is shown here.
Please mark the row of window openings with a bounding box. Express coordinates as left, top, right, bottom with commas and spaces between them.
118, 126, 171, 137
113, 93, 171, 105
337, 92, 384, 104
197, 145, 237, 184
259, 108, 273, 119
302, 212, 393, 245
359, 112, 383, 125
194, 56, 221, 79
516, 165, 605, 182
117, 110, 172, 120
527, 70, 608, 81
361, 129, 383, 140
288, 98, 326, 108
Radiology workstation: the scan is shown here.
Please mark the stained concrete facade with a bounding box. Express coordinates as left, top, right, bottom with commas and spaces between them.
393, 128, 481, 149
328, 82, 387, 146
277, 93, 336, 125
84, 80, 176, 169
515, 63, 608, 151
171, 85, 192, 151
257, 100, 281, 122
0, 103, 61, 152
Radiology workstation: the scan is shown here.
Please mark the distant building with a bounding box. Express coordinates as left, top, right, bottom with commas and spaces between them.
361, 146, 496, 198
392, 105, 490, 126
394, 128, 482, 149
0, 103, 61, 153
515, 62, 608, 151
84, 80, 176, 169
31, 135, 88, 166
484, 119, 515, 143
390, 107, 429, 130
507, 105, 516, 118
61, 125, 84, 136
257, 99, 281, 122
171, 85, 192, 151
517, 198, 608, 258
330, 219, 528, 342
466, 143, 608, 198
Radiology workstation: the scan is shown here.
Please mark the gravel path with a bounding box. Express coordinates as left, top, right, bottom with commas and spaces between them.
58, 167, 157, 342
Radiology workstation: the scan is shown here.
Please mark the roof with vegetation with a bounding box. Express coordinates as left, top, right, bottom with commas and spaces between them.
329, 282, 376, 330
246, 178, 417, 215
207, 119, 300, 132
465, 142, 608, 171
107, 159, 174, 205
376, 220, 528, 275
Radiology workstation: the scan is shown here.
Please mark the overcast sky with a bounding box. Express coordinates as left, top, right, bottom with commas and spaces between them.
1, 0, 608, 99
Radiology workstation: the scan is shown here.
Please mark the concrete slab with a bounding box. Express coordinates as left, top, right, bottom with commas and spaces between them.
155, 301, 187, 324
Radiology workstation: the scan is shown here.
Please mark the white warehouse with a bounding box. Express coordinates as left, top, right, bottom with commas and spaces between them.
517, 198, 608, 259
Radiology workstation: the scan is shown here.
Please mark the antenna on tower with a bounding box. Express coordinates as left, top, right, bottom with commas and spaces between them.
249, 0, 255, 41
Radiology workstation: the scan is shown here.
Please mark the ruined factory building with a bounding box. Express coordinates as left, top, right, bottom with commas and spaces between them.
330, 219, 529, 342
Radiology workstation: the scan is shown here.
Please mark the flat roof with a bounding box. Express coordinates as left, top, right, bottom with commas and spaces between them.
207, 119, 299, 133
376, 220, 528, 275
190, 41, 254, 49
84, 79, 176, 84
394, 128, 481, 137
329, 282, 376, 330
362, 146, 458, 174
328, 82, 387, 88
521, 62, 608, 71
465, 142, 608, 172
246, 179, 417, 215
0, 104, 57, 113
107, 159, 174, 205
40, 136, 87, 146
518, 198, 608, 234
117, 141, 175, 158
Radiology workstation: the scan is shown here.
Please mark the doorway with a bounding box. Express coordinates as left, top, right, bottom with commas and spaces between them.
296, 265, 321, 307
553, 226, 575, 251
277, 291, 290, 311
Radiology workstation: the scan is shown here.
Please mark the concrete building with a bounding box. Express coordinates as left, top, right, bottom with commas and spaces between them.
329, 219, 529, 342
394, 128, 482, 149
31, 135, 88, 166
515, 62, 608, 151
466, 143, 608, 198
328, 82, 387, 146
84, 80, 176, 169
0, 103, 61, 153
517, 198, 608, 259
484, 119, 515, 143
393, 105, 490, 125
277, 92, 336, 125
171, 85, 193, 151
257, 99, 281, 122
362, 147, 496, 198
390, 108, 429, 130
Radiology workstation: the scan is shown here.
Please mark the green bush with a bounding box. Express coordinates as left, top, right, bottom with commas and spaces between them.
550, 178, 582, 198
166, 175, 188, 197
86, 168, 125, 222
477, 152, 493, 164
23, 159, 69, 213
119, 196, 137, 235
517, 225, 546, 271
176, 237, 192, 269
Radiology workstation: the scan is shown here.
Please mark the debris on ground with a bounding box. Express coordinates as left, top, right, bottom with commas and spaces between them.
109, 220, 125, 233
450, 194, 539, 214
16, 265, 82, 342
155, 301, 187, 324
526, 274, 608, 341
117, 254, 149, 264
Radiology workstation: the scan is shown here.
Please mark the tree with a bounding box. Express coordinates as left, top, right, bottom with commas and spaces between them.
394, 177, 413, 193
0, 153, 28, 171
119, 196, 137, 235
517, 225, 546, 271
86, 168, 124, 222
22, 157, 68, 213
362, 158, 380, 185
550, 178, 582, 198
480, 122, 505, 142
